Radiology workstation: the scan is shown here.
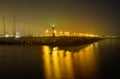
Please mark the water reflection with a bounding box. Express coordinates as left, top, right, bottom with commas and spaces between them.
42, 43, 98, 79
78, 44, 97, 79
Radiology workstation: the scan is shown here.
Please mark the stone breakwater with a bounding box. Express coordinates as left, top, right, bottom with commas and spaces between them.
0, 36, 103, 46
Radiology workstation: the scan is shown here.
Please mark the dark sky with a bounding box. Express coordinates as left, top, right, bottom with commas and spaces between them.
0, 0, 120, 36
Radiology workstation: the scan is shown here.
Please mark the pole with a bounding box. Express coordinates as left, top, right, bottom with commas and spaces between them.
52, 24, 56, 37
52, 27, 55, 37
3, 13, 6, 37
13, 10, 16, 37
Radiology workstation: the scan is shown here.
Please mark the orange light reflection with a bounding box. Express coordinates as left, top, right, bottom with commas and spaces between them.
42, 43, 98, 79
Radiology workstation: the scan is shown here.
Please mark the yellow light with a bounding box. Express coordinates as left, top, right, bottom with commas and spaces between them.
54, 30, 57, 33
45, 30, 49, 36
74, 33, 76, 35
42, 46, 51, 54
65, 32, 70, 36
59, 31, 63, 36
45, 30, 49, 33
60, 31, 62, 34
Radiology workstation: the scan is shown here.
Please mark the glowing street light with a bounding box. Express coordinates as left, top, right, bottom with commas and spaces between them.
45, 30, 49, 33
65, 32, 70, 36
45, 29, 49, 36
59, 31, 63, 36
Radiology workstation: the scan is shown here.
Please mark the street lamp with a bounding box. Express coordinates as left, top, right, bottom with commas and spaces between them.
52, 24, 56, 37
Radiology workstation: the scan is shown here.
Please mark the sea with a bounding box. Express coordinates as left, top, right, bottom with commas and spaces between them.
0, 39, 120, 79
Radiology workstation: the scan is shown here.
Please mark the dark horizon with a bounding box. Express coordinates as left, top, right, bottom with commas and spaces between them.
0, 0, 120, 36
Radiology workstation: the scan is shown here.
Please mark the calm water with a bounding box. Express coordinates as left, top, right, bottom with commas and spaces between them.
0, 39, 120, 79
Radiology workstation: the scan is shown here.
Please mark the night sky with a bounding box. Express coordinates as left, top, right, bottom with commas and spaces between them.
0, 0, 120, 36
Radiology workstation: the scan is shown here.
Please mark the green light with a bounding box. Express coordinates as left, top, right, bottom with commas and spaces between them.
52, 24, 55, 28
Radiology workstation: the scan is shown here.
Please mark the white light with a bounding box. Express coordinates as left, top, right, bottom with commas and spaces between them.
15, 32, 21, 38
5, 34, 9, 38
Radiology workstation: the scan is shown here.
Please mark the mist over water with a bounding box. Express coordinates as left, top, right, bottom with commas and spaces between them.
0, 39, 120, 79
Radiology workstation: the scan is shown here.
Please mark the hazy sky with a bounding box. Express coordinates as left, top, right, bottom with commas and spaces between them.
0, 0, 120, 36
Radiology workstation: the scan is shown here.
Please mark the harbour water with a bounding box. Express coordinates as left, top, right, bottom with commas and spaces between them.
0, 39, 120, 79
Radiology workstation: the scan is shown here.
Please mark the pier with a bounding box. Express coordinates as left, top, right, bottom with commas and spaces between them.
0, 36, 103, 46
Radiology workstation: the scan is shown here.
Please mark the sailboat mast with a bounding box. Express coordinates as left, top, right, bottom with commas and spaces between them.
2, 13, 6, 37
29, 26, 32, 37
13, 10, 16, 36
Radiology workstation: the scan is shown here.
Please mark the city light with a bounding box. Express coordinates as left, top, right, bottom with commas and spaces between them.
15, 32, 21, 38
59, 31, 63, 36
65, 32, 70, 36
54, 30, 57, 34
45, 30, 49, 33
5, 34, 9, 38
45, 30, 49, 36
